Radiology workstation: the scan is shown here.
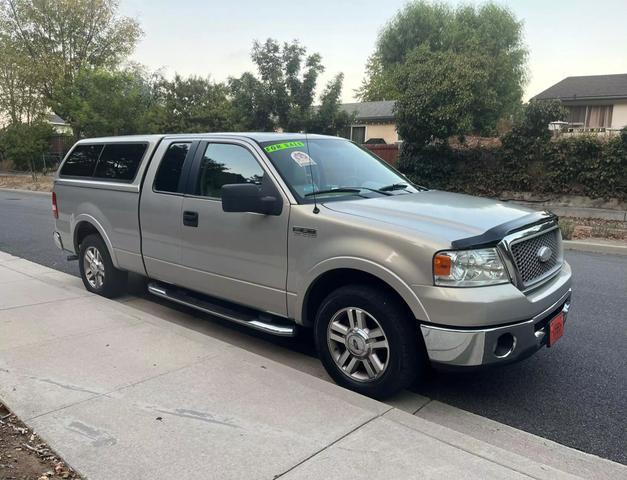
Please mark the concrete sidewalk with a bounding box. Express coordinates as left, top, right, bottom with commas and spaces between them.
0, 252, 625, 479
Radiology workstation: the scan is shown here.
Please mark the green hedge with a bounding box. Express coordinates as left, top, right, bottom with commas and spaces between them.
398, 131, 627, 200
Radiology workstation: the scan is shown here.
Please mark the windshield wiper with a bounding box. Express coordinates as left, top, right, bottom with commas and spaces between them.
304, 187, 362, 197
379, 182, 429, 192
305, 186, 392, 197
379, 183, 409, 192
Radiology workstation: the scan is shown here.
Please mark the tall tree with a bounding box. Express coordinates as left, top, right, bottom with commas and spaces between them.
229, 72, 274, 132
0, 0, 142, 133
146, 74, 235, 134
230, 39, 348, 134
357, 1, 527, 126
0, 35, 45, 124
395, 46, 497, 145
55, 66, 153, 138
307, 73, 353, 135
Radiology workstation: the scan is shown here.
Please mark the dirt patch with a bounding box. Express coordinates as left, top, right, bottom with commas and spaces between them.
0, 175, 53, 192
0, 402, 81, 480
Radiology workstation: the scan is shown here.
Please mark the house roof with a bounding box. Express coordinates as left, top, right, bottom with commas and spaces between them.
533, 74, 627, 101
340, 100, 396, 122
47, 113, 69, 125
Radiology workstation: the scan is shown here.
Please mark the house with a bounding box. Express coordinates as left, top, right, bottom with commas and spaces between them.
340, 100, 400, 144
533, 74, 627, 131
47, 113, 73, 135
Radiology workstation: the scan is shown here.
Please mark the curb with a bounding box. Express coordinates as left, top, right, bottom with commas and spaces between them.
0, 187, 51, 196
563, 240, 627, 256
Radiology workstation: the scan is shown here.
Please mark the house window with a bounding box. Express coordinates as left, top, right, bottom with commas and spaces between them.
567, 105, 614, 128
586, 105, 613, 128
350, 126, 366, 144
567, 106, 586, 126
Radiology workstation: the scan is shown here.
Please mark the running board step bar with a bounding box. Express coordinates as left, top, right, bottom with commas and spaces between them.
147, 282, 296, 337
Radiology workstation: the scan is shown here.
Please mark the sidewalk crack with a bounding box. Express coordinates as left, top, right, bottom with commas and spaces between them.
272, 406, 393, 479
412, 398, 432, 415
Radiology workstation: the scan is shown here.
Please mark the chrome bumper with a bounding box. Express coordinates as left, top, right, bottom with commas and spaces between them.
420, 289, 571, 367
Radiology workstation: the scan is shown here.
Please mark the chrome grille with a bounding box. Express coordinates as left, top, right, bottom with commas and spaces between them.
510, 228, 561, 287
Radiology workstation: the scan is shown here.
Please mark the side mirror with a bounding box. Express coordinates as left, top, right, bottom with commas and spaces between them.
221, 183, 283, 216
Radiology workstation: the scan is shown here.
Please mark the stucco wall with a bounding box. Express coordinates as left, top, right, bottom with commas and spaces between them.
353, 122, 399, 144
612, 101, 627, 129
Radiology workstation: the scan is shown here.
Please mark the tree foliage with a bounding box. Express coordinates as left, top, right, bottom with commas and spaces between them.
357, 1, 527, 140
145, 74, 234, 134
230, 39, 350, 134
0, 0, 142, 95
504, 99, 567, 144
308, 73, 353, 135
0, 121, 53, 171
395, 46, 497, 145
0, 0, 142, 133
0, 2, 350, 142
398, 133, 627, 201
0, 36, 45, 124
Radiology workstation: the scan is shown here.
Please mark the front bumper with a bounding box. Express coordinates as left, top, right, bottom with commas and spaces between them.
420, 289, 571, 367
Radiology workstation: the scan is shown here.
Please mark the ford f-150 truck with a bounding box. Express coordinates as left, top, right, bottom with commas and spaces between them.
53, 133, 572, 398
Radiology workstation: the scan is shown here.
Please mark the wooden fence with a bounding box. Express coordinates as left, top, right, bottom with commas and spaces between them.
363, 144, 400, 167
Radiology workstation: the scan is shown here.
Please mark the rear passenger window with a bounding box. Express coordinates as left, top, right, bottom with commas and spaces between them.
196, 143, 264, 198
154, 143, 190, 193
60, 144, 103, 177
93, 143, 147, 181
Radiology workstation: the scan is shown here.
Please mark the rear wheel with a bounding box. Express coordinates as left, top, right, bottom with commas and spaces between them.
78, 234, 127, 298
314, 285, 424, 399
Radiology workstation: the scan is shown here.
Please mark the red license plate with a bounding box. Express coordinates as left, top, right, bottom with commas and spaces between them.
548, 312, 565, 347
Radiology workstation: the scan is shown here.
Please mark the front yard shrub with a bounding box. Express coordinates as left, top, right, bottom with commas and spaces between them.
398, 99, 626, 200
0, 122, 54, 172
399, 133, 626, 200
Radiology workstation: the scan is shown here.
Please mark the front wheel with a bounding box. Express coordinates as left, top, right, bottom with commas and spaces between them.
78, 234, 127, 298
314, 285, 424, 399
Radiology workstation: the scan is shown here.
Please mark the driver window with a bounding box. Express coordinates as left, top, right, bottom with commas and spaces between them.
196, 143, 264, 198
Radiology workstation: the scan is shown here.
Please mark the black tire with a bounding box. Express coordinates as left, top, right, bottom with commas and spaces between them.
314, 284, 424, 399
78, 234, 127, 298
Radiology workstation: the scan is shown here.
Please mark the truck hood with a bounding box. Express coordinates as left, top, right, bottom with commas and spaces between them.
323, 190, 536, 246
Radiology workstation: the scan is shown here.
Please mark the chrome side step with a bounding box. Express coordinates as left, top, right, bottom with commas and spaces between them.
147, 282, 296, 337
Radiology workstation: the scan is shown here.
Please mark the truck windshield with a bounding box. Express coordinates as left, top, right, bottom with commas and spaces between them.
259, 138, 419, 203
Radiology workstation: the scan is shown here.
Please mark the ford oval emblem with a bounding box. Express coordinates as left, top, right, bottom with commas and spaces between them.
537, 246, 552, 263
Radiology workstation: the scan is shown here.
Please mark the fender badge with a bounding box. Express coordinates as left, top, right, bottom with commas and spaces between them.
293, 227, 317, 238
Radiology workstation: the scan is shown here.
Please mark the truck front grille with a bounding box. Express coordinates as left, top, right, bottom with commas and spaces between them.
510, 228, 561, 288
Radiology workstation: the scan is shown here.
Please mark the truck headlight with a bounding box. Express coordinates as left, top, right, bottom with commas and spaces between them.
433, 248, 510, 287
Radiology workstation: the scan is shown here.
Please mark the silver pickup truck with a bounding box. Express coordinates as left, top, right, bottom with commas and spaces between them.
53, 133, 572, 398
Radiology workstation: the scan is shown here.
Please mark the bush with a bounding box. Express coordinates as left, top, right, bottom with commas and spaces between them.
558, 219, 575, 240
0, 122, 54, 172
398, 134, 627, 200
398, 100, 626, 200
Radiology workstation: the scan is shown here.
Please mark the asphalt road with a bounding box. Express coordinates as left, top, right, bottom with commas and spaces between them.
1, 189, 626, 464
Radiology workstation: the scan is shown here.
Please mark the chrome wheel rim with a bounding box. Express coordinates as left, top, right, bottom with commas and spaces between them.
327, 307, 390, 382
83, 246, 105, 289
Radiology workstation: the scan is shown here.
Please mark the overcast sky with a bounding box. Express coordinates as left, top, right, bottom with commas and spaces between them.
119, 0, 627, 102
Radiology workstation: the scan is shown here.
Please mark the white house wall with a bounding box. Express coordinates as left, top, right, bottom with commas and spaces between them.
354, 123, 399, 144
611, 101, 627, 129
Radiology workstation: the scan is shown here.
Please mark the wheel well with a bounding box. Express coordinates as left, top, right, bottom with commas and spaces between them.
302, 268, 413, 327
74, 221, 100, 252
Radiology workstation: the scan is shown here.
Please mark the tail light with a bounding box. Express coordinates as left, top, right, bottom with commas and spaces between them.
52, 192, 58, 219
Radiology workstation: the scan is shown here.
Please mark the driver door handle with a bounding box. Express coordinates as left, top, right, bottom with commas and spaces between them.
183, 210, 198, 227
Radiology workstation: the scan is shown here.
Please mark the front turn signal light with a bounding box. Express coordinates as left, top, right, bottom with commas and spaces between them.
433, 254, 451, 276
